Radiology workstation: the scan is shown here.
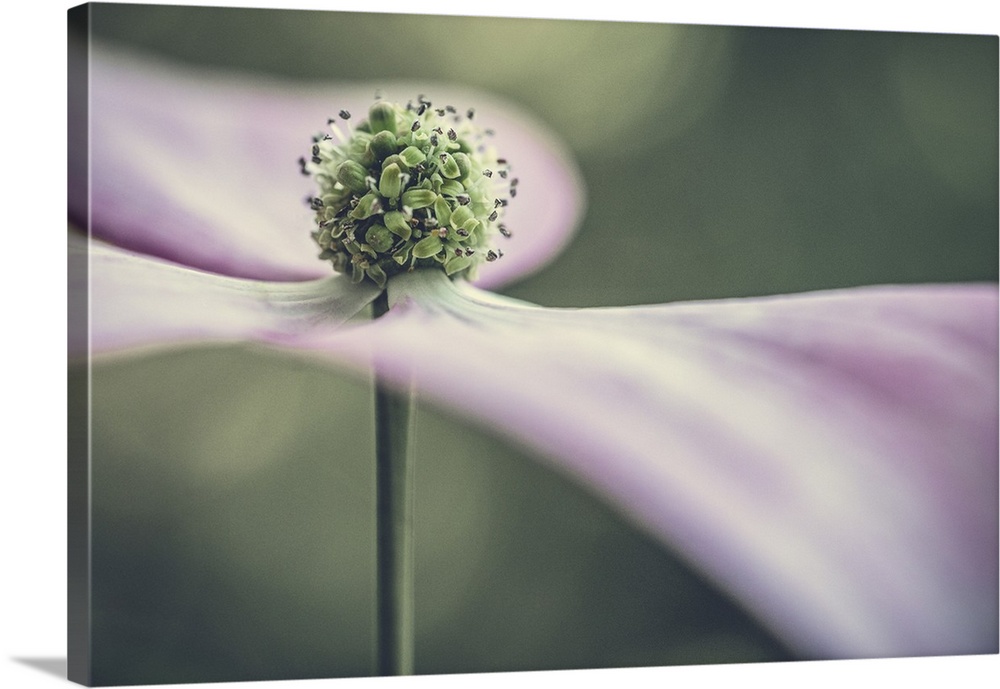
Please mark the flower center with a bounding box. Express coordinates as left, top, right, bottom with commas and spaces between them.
302, 98, 515, 288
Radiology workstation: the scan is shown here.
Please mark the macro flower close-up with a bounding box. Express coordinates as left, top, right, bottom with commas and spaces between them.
68, 6, 998, 687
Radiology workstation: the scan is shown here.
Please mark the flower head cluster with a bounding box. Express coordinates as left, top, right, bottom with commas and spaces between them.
302, 98, 515, 287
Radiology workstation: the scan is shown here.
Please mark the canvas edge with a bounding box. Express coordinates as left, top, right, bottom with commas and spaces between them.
68, 3, 93, 687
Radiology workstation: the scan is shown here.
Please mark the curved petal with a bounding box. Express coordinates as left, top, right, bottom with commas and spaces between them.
75, 44, 583, 286
290, 271, 998, 659
70, 233, 380, 358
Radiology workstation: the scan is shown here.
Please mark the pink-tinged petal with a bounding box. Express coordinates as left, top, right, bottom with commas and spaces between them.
75, 45, 583, 285
292, 271, 998, 658
69, 233, 380, 357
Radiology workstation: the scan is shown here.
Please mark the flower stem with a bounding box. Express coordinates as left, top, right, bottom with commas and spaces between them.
372, 291, 415, 676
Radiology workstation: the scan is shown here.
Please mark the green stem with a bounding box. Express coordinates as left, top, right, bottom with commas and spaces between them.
372, 291, 415, 676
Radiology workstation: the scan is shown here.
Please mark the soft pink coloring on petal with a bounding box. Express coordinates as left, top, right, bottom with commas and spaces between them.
75, 45, 582, 286
289, 271, 998, 659
70, 233, 379, 357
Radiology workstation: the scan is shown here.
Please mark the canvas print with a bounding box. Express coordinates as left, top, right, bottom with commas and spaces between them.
68, 3, 998, 686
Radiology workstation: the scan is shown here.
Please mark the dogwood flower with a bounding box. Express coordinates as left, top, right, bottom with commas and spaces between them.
70, 45, 998, 664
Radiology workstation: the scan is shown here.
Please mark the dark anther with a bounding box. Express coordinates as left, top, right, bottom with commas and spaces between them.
436, 108, 446, 116
311, 156, 322, 164
483, 169, 493, 178
439, 153, 449, 162
494, 198, 503, 208
467, 108, 475, 119
327, 118, 336, 125
456, 228, 470, 237
457, 194, 471, 205
430, 134, 439, 146
488, 210, 498, 222
510, 177, 519, 186
411, 120, 421, 132
446, 105, 456, 113
499, 224, 512, 238
339, 110, 351, 119
497, 158, 507, 165
498, 248, 504, 258
298, 157, 309, 175
310, 197, 324, 210
486, 249, 498, 262
417, 103, 427, 116
433, 127, 443, 134
510, 188, 517, 198
447, 128, 457, 141
312, 144, 320, 156
455, 249, 463, 257
465, 248, 475, 256
498, 170, 508, 179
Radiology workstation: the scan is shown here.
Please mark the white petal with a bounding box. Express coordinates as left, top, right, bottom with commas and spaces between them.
70, 233, 380, 357
288, 270, 998, 658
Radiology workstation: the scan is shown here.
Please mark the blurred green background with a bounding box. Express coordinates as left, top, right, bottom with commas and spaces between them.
72, 4, 997, 685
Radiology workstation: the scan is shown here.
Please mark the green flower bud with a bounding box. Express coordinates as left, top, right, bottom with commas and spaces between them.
412, 235, 443, 259
384, 210, 412, 240
449, 205, 474, 228
369, 101, 397, 134
392, 242, 412, 265
452, 152, 472, 179
434, 195, 451, 227
347, 132, 375, 167
365, 223, 394, 253
445, 253, 473, 276
368, 130, 397, 161
399, 146, 426, 168
383, 154, 408, 172
336, 160, 370, 195
401, 188, 436, 209
439, 179, 465, 198
366, 262, 388, 288
437, 152, 461, 179
379, 163, 402, 200
349, 191, 382, 219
